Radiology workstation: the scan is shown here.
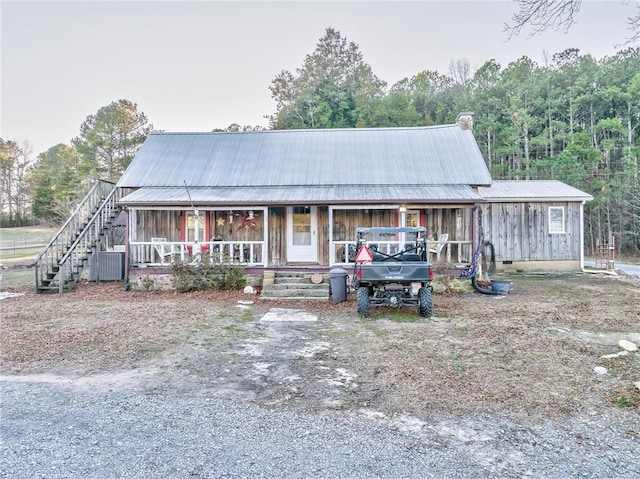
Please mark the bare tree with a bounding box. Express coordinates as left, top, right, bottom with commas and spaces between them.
212, 124, 266, 132
0, 139, 33, 226
628, 5, 640, 44
448, 58, 473, 86
506, 0, 640, 45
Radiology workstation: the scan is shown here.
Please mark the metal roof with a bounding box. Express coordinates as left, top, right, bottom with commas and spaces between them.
478, 180, 593, 202
120, 184, 483, 206
116, 126, 493, 193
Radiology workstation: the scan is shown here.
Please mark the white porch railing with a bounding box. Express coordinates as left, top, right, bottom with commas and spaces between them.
130, 240, 266, 266
331, 240, 473, 265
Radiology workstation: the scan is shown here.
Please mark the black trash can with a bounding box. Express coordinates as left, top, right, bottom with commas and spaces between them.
329, 268, 349, 303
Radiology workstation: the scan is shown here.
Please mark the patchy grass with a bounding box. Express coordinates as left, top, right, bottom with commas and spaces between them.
610, 387, 640, 409
0, 247, 44, 266
0, 226, 57, 267
0, 225, 57, 245
368, 307, 424, 322
1, 267, 32, 290
1, 273, 639, 421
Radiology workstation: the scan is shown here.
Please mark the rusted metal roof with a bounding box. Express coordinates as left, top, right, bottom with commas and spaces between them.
478, 180, 593, 202
117, 126, 492, 195
119, 184, 483, 206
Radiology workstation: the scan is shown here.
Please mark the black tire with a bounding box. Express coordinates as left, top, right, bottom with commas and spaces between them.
418, 287, 433, 318
357, 287, 370, 318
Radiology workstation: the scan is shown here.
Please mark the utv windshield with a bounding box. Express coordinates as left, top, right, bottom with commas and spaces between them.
355, 227, 427, 258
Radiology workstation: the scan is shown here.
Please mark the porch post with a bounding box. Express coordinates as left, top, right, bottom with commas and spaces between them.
194, 209, 200, 243
263, 207, 269, 266
124, 207, 130, 290
472, 204, 479, 249
579, 200, 585, 270
328, 206, 334, 266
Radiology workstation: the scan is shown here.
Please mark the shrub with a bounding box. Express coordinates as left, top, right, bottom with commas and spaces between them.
172, 254, 246, 292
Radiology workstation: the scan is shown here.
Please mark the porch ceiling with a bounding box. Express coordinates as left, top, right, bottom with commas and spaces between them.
118, 184, 484, 206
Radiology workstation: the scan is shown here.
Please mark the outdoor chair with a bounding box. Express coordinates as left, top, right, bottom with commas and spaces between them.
429, 234, 449, 258
151, 237, 179, 265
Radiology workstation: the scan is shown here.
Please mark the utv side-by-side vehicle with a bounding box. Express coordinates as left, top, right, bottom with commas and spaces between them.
351, 226, 434, 318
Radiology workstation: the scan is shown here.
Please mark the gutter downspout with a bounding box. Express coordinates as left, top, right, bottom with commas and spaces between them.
580, 200, 616, 276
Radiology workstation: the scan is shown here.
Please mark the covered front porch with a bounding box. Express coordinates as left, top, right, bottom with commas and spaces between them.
126, 206, 269, 267
123, 204, 476, 268
329, 205, 474, 266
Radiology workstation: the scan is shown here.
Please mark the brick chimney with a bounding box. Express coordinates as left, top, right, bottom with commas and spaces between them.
456, 111, 474, 131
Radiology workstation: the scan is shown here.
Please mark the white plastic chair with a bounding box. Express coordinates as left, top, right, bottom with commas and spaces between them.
429, 234, 448, 257
152, 237, 177, 265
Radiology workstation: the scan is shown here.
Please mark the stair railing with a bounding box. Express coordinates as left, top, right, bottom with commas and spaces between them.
32, 179, 120, 292
56, 186, 123, 291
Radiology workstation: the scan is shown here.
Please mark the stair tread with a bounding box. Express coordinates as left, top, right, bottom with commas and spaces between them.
261, 292, 329, 298
260, 297, 330, 301
264, 283, 329, 289
35, 188, 120, 294
274, 278, 316, 284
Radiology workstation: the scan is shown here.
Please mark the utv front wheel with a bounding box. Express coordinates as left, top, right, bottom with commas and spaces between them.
357, 287, 370, 318
418, 287, 433, 318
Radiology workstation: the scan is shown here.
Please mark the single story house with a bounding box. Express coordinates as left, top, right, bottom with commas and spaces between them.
114, 117, 592, 285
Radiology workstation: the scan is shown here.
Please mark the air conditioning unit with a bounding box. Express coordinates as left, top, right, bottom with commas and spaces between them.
89, 252, 125, 281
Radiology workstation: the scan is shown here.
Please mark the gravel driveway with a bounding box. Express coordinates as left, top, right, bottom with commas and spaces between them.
2, 377, 639, 479
2, 273, 639, 478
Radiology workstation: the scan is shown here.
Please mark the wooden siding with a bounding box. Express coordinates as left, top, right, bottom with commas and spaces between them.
129, 206, 475, 266
129, 210, 181, 263
330, 207, 472, 242
132, 210, 181, 241
266, 206, 329, 266
331, 209, 398, 239
330, 207, 473, 264
131, 210, 266, 242
422, 207, 473, 245
268, 207, 286, 266
480, 202, 582, 261
318, 207, 329, 265
210, 210, 265, 242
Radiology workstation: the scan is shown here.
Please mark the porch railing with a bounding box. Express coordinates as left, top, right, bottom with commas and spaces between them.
130, 239, 265, 266
331, 240, 474, 265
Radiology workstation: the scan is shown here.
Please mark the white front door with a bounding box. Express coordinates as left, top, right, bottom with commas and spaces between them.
400, 209, 421, 245
287, 206, 318, 263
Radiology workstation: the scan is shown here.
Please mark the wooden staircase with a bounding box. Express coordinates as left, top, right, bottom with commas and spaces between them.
261, 271, 331, 301
31, 180, 123, 293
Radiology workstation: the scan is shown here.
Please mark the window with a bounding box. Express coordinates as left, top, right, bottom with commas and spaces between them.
399, 209, 420, 227
548, 207, 565, 234
403, 211, 420, 228
183, 211, 208, 242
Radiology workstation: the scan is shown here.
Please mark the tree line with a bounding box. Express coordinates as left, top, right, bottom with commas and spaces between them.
1, 28, 638, 255
1, 100, 153, 225
269, 29, 639, 256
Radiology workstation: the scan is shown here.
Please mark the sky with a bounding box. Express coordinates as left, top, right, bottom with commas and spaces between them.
1, 0, 638, 157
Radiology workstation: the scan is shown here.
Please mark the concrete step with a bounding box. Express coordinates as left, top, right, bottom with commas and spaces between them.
261, 296, 330, 301
274, 276, 315, 284
261, 271, 330, 300
261, 288, 330, 300
266, 283, 329, 290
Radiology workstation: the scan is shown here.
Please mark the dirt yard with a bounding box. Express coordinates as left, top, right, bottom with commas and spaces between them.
2, 271, 639, 423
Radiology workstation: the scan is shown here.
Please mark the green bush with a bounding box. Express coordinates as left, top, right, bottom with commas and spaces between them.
172, 254, 246, 292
